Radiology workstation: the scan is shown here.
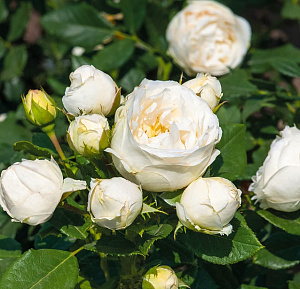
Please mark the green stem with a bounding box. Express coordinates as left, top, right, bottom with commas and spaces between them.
70, 245, 85, 257
47, 130, 67, 161
114, 30, 157, 55
120, 256, 137, 276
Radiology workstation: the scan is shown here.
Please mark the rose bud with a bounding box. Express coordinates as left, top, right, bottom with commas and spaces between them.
22, 89, 58, 133
249, 125, 300, 212
166, 1, 251, 76
183, 73, 223, 110
0, 158, 86, 225
142, 266, 178, 289
176, 177, 241, 235
62, 65, 120, 116
88, 177, 143, 230
67, 114, 110, 157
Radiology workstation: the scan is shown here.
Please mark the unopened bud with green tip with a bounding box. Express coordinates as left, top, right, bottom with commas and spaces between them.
22, 89, 58, 133
142, 266, 178, 289
67, 114, 110, 158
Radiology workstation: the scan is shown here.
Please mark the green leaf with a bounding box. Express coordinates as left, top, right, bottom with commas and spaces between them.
156, 238, 195, 264
41, 3, 113, 48
0, 249, 79, 289
177, 213, 263, 265
257, 209, 300, 236
119, 68, 146, 93
85, 234, 141, 256
239, 285, 268, 289
141, 203, 166, 215
7, 2, 32, 42
216, 105, 242, 125
13, 141, 57, 158
289, 281, 300, 289
270, 60, 300, 77
220, 70, 257, 99
0, 235, 22, 278
159, 190, 183, 207
1, 45, 28, 81
3, 77, 25, 103
282, 0, 300, 21
249, 44, 300, 74
92, 39, 135, 72
137, 224, 173, 255
253, 232, 300, 270
120, 0, 147, 33
49, 208, 92, 240
211, 124, 247, 181
0, 0, 8, 23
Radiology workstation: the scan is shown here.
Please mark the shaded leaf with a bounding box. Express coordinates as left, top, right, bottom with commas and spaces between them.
253, 232, 300, 270
177, 213, 263, 265
120, 0, 147, 33
220, 70, 257, 99
13, 141, 57, 158
49, 208, 91, 240
92, 39, 135, 72
1, 45, 28, 81
41, 3, 113, 48
7, 2, 32, 42
257, 209, 300, 236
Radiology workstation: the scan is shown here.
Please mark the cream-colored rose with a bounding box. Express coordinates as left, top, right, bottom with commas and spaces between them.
249, 126, 300, 212
176, 177, 241, 235
62, 65, 120, 116
0, 158, 86, 225
183, 73, 222, 110
142, 266, 178, 289
67, 114, 110, 157
88, 178, 143, 230
166, 0, 251, 76
106, 79, 222, 192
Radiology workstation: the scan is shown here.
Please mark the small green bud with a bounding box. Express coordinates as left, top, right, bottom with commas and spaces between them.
142, 266, 178, 289
22, 89, 58, 133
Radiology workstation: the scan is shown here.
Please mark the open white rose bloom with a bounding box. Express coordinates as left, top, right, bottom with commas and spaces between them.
106, 79, 222, 192
88, 177, 143, 230
183, 73, 223, 110
176, 177, 242, 235
62, 65, 120, 116
67, 114, 110, 157
249, 126, 300, 212
0, 158, 87, 225
166, 0, 251, 76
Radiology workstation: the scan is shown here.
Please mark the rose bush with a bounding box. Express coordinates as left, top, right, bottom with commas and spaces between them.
176, 177, 242, 235
183, 73, 223, 110
0, 158, 86, 225
88, 177, 143, 230
166, 0, 251, 76
249, 126, 300, 212
67, 114, 110, 157
106, 79, 222, 192
62, 65, 120, 116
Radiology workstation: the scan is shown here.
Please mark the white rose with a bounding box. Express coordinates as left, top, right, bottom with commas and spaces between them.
183, 73, 223, 110
142, 266, 178, 289
67, 114, 110, 157
166, 0, 251, 76
249, 126, 300, 212
88, 177, 143, 230
0, 158, 87, 225
106, 79, 222, 192
62, 65, 120, 116
176, 177, 241, 235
